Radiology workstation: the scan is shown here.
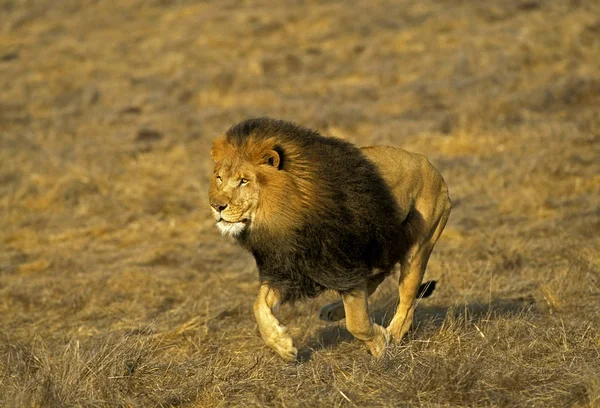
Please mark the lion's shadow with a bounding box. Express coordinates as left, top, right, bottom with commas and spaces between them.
297, 296, 536, 362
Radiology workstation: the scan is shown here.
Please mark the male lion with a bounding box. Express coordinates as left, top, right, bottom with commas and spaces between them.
209, 118, 451, 361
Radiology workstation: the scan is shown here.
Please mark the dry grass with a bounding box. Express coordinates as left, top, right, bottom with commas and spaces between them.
1, 0, 599, 406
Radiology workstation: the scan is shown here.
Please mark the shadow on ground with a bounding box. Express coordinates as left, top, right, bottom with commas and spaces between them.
299, 296, 536, 362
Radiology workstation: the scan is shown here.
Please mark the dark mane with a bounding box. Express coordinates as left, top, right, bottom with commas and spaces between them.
225, 118, 412, 303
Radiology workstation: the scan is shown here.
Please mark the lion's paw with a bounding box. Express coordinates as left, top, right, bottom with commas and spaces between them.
319, 301, 346, 322
275, 342, 298, 362
365, 324, 389, 359
263, 324, 298, 362
386, 315, 412, 343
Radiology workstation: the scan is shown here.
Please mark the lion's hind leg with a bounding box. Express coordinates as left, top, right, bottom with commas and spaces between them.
318, 300, 346, 322
387, 200, 450, 342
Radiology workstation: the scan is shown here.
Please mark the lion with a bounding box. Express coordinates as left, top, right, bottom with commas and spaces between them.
209, 118, 451, 361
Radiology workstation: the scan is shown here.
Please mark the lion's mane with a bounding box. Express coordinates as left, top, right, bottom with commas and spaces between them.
221, 118, 413, 303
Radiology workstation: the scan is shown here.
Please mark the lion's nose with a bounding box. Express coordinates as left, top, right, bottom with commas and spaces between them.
211, 202, 228, 212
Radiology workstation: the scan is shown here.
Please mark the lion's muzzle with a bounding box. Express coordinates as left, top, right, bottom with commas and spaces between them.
210, 201, 228, 212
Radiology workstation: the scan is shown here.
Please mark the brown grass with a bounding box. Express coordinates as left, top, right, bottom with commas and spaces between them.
1, 0, 599, 406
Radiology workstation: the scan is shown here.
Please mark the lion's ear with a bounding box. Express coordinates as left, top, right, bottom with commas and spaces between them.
210, 136, 228, 163
264, 150, 281, 169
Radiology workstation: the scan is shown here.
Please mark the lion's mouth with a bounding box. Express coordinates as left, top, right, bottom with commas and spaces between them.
215, 217, 250, 237
218, 217, 250, 225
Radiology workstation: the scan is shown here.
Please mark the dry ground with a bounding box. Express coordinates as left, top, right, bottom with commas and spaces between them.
1, 0, 599, 406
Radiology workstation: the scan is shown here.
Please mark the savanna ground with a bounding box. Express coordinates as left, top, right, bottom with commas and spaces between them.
1, 0, 599, 406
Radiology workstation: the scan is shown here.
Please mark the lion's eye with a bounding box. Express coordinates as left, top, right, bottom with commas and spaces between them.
240, 178, 249, 186
216, 175, 222, 184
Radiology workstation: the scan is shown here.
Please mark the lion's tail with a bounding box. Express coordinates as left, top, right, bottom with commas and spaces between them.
417, 280, 437, 298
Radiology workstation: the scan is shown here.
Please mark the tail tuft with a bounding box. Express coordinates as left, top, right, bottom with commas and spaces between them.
417, 280, 437, 298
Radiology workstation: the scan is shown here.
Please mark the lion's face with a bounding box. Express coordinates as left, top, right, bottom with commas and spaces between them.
209, 158, 260, 237
209, 136, 282, 238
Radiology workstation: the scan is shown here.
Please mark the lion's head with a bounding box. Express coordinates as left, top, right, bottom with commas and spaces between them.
209, 130, 306, 238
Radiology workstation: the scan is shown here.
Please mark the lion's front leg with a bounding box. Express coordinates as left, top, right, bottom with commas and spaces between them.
253, 283, 298, 362
342, 284, 389, 358
320, 273, 387, 322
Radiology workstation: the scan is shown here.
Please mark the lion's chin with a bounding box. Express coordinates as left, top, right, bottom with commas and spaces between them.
216, 220, 248, 237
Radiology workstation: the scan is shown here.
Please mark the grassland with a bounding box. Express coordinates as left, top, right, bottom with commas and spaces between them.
1, 0, 599, 406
